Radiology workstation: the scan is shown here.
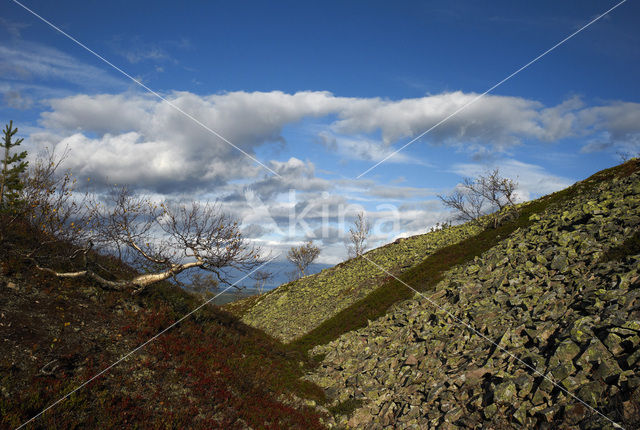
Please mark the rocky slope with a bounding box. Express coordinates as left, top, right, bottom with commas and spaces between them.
227, 223, 480, 343
307, 163, 640, 429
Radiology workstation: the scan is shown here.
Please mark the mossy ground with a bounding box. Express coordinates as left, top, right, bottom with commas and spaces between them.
307, 159, 640, 428
600, 229, 640, 263
327, 398, 363, 418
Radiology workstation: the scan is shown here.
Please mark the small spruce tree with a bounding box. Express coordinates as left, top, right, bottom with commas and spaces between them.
0, 121, 28, 211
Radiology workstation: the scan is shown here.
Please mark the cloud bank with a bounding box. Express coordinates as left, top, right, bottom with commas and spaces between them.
32, 90, 640, 193
20, 89, 638, 263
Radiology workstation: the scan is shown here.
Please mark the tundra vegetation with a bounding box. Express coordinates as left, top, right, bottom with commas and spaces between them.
307, 161, 640, 428
230, 159, 640, 428
1, 139, 262, 294
3, 120, 640, 428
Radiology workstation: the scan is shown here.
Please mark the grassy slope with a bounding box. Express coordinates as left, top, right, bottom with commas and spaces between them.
288, 159, 640, 354
226, 223, 481, 342
0, 222, 328, 429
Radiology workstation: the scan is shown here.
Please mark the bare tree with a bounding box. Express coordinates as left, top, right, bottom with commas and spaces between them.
476, 169, 518, 211
1, 147, 262, 294
437, 182, 485, 226
27, 183, 262, 294
346, 211, 371, 258
24, 148, 92, 243
286, 240, 320, 279
1, 147, 92, 251
617, 150, 640, 163
438, 169, 519, 228
252, 270, 273, 294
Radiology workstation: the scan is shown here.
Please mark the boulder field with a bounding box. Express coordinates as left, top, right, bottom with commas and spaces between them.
307, 169, 640, 428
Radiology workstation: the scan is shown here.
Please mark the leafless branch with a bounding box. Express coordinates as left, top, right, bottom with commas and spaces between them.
438, 168, 519, 228
25, 181, 262, 293
252, 270, 273, 294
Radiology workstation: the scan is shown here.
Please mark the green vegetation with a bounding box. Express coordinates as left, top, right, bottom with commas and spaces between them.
307, 159, 640, 428
3, 153, 638, 428
236, 162, 640, 347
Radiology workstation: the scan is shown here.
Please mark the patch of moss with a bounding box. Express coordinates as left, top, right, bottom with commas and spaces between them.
233, 222, 482, 342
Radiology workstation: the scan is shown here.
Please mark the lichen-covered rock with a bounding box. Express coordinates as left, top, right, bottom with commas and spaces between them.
494, 381, 517, 404
307, 167, 640, 429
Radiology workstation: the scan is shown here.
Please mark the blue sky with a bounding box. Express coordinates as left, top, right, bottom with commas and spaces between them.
1, 0, 639, 263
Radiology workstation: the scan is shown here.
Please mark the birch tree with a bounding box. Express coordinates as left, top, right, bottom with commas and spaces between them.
30, 185, 262, 293
287, 241, 320, 279
438, 169, 518, 228
346, 211, 370, 258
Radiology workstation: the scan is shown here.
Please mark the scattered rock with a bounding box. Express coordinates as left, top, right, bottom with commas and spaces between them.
404, 354, 419, 366
494, 381, 517, 404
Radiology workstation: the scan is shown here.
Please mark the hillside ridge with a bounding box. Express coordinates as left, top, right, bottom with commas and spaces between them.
305, 160, 640, 428
0, 221, 330, 429
2, 159, 639, 429
227, 221, 481, 342
231, 160, 640, 353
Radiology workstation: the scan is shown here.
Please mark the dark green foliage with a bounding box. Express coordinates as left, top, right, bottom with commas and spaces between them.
0, 121, 28, 211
